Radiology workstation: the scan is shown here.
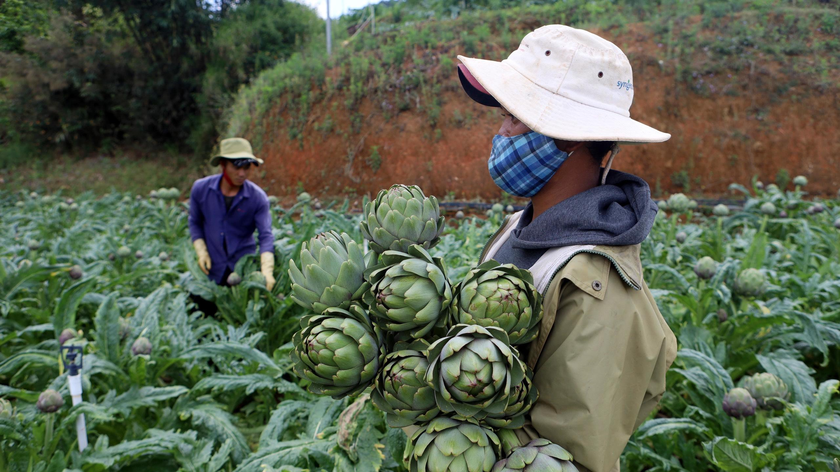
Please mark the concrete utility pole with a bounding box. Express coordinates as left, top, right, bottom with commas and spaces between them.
326, 0, 332, 56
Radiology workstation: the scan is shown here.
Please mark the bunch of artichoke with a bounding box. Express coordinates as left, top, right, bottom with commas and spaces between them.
405, 416, 501, 472
491, 439, 578, 472
426, 324, 527, 419
292, 304, 386, 398
372, 340, 440, 427
742, 373, 789, 410
452, 261, 542, 345
361, 184, 445, 254
289, 231, 368, 313
365, 245, 452, 339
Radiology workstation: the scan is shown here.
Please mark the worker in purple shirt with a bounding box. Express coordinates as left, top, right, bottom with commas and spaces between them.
189, 138, 276, 291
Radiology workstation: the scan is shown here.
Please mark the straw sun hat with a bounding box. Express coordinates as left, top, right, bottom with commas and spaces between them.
457, 25, 670, 144
209, 138, 264, 167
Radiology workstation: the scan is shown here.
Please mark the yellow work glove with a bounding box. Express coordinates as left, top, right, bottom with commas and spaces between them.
261, 252, 276, 292
193, 239, 212, 275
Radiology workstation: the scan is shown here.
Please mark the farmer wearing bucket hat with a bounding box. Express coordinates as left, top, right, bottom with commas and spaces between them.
460, 26, 677, 472
188, 138, 275, 293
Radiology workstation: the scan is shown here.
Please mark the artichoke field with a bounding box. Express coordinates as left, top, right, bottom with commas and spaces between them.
1, 180, 840, 472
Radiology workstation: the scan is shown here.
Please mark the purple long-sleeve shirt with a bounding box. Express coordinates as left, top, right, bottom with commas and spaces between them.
189, 174, 274, 284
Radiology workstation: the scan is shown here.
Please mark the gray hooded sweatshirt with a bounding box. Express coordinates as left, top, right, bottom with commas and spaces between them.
491, 170, 658, 269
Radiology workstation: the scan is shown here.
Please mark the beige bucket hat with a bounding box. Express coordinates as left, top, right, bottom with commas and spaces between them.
457, 25, 670, 144
210, 138, 264, 166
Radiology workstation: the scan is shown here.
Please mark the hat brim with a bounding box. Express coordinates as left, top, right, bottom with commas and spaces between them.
209, 153, 264, 167
457, 55, 670, 144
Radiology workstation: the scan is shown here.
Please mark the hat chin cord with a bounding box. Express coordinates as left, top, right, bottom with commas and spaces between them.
600, 144, 621, 185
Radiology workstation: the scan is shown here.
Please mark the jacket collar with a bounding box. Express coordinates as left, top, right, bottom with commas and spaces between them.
590, 244, 643, 288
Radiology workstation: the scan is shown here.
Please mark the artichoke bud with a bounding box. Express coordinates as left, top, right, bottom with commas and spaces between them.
289, 231, 368, 313
36, 389, 64, 413
371, 340, 440, 427
742, 373, 789, 410
405, 415, 501, 472
426, 324, 526, 419
693, 257, 717, 280
722, 387, 757, 419
675, 231, 687, 243
59, 328, 77, 346
226, 272, 242, 286
760, 202, 776, 215
364, 245, 453, 339
733, 268, 766, 297
453, 261, 542, 345
68, 265, 83, 280
117, 246, 131, 258
713, 204, 730, 217
360, 184, 445, 254
667, 193, 691, 212
483, 366, 538, 429
793, 175, 807, 187
292, 304, 386, 399
131, 336, 152, 356
491, 438, 577, 472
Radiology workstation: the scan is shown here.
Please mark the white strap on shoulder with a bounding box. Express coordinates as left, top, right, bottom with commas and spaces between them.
481, 211, 523, 262
530, 245, 595, 294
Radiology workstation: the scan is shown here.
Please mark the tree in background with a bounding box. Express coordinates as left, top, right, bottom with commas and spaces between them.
0, 0, 321, 153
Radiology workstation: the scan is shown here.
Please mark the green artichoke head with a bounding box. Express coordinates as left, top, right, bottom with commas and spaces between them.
657, 200, 667, 210
69, 265, 83, 280
27, 240, 41, 251
765, 183, 780, 193
364, 245, 452, 339
36, 389, 64, 413
292, 304, 386, 398
713, 204, 730, 217
297, 192, 312, 204
483, 366, 538, 429
693, 257, 718, 280
226, 272, 242, 286
453, 261, 542, 345
131, 336, 152, 356
405, 415, 501, 472
834, 218, 840, 230
793, 175, 808, 187
289, 231, 368, 313
360, 184, 444, 254
722, 387, 756, 419
742, 373, 789, 410
492, 203, 504, 214
733, 268, 766, 297
667, 193, 691, 212
425, 324, 526, 419
117, 246, 131, 258
675, 231, 687, 243
491, 438, 577, 472
59, 328, 77, 346
371, 340, 440, 427
760, 202, 777, 215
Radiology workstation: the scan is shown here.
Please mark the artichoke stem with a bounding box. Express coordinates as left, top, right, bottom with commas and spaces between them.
498, 428, 521, 457
755, 410, 767, 428
44, 413, 54, 453
732, 418, 746, 443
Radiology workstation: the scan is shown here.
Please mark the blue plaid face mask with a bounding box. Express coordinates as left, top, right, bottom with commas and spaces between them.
488, 131, 570, 197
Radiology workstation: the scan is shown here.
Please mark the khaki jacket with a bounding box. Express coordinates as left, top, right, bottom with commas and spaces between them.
480, 213, 678, 472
